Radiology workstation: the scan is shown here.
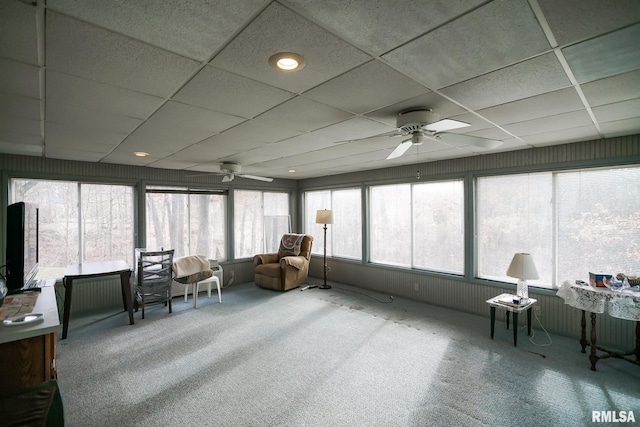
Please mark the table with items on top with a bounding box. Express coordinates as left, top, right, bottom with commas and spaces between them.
486, 293, 537, 347
557, 280, 640, 371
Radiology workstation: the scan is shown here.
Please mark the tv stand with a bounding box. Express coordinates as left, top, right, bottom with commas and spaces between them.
0, 281, 59, 393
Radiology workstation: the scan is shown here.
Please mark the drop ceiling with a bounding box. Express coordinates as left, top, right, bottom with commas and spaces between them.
1, 0, 639, 180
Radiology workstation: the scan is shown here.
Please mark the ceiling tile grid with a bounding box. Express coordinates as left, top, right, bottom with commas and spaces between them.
0, 0, 638, 179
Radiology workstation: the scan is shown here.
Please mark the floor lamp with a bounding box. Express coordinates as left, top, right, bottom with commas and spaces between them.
316, 209, 333, 289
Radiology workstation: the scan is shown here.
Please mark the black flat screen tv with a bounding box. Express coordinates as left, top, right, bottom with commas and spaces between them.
6, 201, 39, 291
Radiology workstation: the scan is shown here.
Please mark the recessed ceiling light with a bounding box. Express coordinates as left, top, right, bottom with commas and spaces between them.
134, 151, 149, 157
289, 169, 296, 173
269, 52, 306, 72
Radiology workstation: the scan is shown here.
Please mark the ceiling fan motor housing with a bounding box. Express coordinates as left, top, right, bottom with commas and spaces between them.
221, 162, 242, 173
397, 109, 440, 133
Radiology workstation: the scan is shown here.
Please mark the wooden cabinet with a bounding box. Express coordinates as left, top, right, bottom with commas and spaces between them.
0, 331, 57, 393
0, 284, 60, 393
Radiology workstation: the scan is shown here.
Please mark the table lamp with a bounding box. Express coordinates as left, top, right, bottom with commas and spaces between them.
315, 209, 333, 289
506, 253, 539, 302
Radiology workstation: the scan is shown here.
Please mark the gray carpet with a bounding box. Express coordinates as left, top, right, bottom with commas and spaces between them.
56, 281, 640, 426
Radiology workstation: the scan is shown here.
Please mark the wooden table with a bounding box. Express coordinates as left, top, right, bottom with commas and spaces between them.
62, 260, 133, 339
486, 293, 537, 347
557, 281, 640, 371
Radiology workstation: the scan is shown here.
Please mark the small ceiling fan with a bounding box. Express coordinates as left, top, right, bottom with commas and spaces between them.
385, 108, 503, 159
192, 162, 273, 182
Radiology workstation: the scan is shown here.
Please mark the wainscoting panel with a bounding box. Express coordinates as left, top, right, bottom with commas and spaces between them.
316, 258, 636, 351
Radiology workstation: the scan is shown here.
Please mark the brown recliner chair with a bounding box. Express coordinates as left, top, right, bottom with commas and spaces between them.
254, 234, 314, 291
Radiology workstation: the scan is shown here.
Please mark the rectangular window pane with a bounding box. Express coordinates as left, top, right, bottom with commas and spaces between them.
12, 179, 134, 278
332, 189, 361, 260
305, 189, 362, 259
81, 184, 134, 265
476, 173, 552, 286
556, 167, 640, 281
306, 191, 331, 256
146, 187, 227, 260
413, 180, 464, 274
235, 190, 289, 258
370, 184, 411, 267
12, 179, 79, 278
146, 191, 189, 256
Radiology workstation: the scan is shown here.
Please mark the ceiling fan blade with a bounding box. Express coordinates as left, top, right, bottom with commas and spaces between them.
435, 132, 503, 150
386, 139, 413, 160
425, 119, 470, 133
238, 174, 273, 182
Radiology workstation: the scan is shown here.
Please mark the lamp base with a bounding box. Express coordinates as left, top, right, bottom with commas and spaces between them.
318, 284, 332, 289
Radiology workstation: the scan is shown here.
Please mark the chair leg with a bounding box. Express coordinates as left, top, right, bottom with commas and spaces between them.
193, 282, 199, 308
207, 282, 211, 298
184, 284, 189, 302
216, 279, 221, 303
169, 298, 172, 314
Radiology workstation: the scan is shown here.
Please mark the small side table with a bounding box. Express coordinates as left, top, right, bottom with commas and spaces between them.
486, 293, 537, 346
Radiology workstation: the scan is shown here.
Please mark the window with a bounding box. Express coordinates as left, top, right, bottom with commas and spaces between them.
234, 190, 289, 259
146, 187, 227, 260
476, 166, 640, 288
11, 179, 134, 278
369, 180, 464, 273
305, 188, 362, 259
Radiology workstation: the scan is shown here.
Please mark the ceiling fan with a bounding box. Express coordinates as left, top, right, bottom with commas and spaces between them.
385, 108, 503, 159
194, 162, 273, 182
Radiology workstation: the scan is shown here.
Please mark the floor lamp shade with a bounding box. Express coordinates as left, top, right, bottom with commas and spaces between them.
506, 253, 539, 301
316, 209, 334, 225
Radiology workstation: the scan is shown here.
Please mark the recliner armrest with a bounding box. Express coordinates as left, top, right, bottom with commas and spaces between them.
254, 253, 278, 266
280, 255, 307, 270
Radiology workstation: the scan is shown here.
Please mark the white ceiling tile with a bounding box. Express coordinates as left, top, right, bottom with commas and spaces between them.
311, 117, 395, 143
48, 0, 268, 61
600, 117, 640, 138
477, 88, 585, 125
0, 140, 42, 156
46, 146, 110, 162
592, 98, 640, 123
46, 11, 200, 97
249, 133, 336, 158
46, 102, 143, 134
383, 0, 550, 89
45, 122, 126, 151
0, 117, 40, 139
523, 125, 601, 146
0, 58, 40, 98
304, 60, 429, 114
0, 0, 38, 65
130, 101, 245, 145
504, 110, 594, 137
0, 92, 40, 121
255, 97, 354, 132
146, 159, 200, 170
286, 0, 485, 55
441, 53, 571, 110
212, 117, 302, 147
537, 0, 640, 46
563, 24, 640, 84
173, 66, 294, 119
581, 70, 640, 107
210, 2, 372, 93
47, 71, 164, 119
173, 138, 242, 162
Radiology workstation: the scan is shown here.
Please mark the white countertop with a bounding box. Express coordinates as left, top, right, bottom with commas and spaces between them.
0, 282, 60, 344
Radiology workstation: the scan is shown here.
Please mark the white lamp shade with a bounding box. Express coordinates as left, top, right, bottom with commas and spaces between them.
315, 209, 334, 225
506, 253, 539, 280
